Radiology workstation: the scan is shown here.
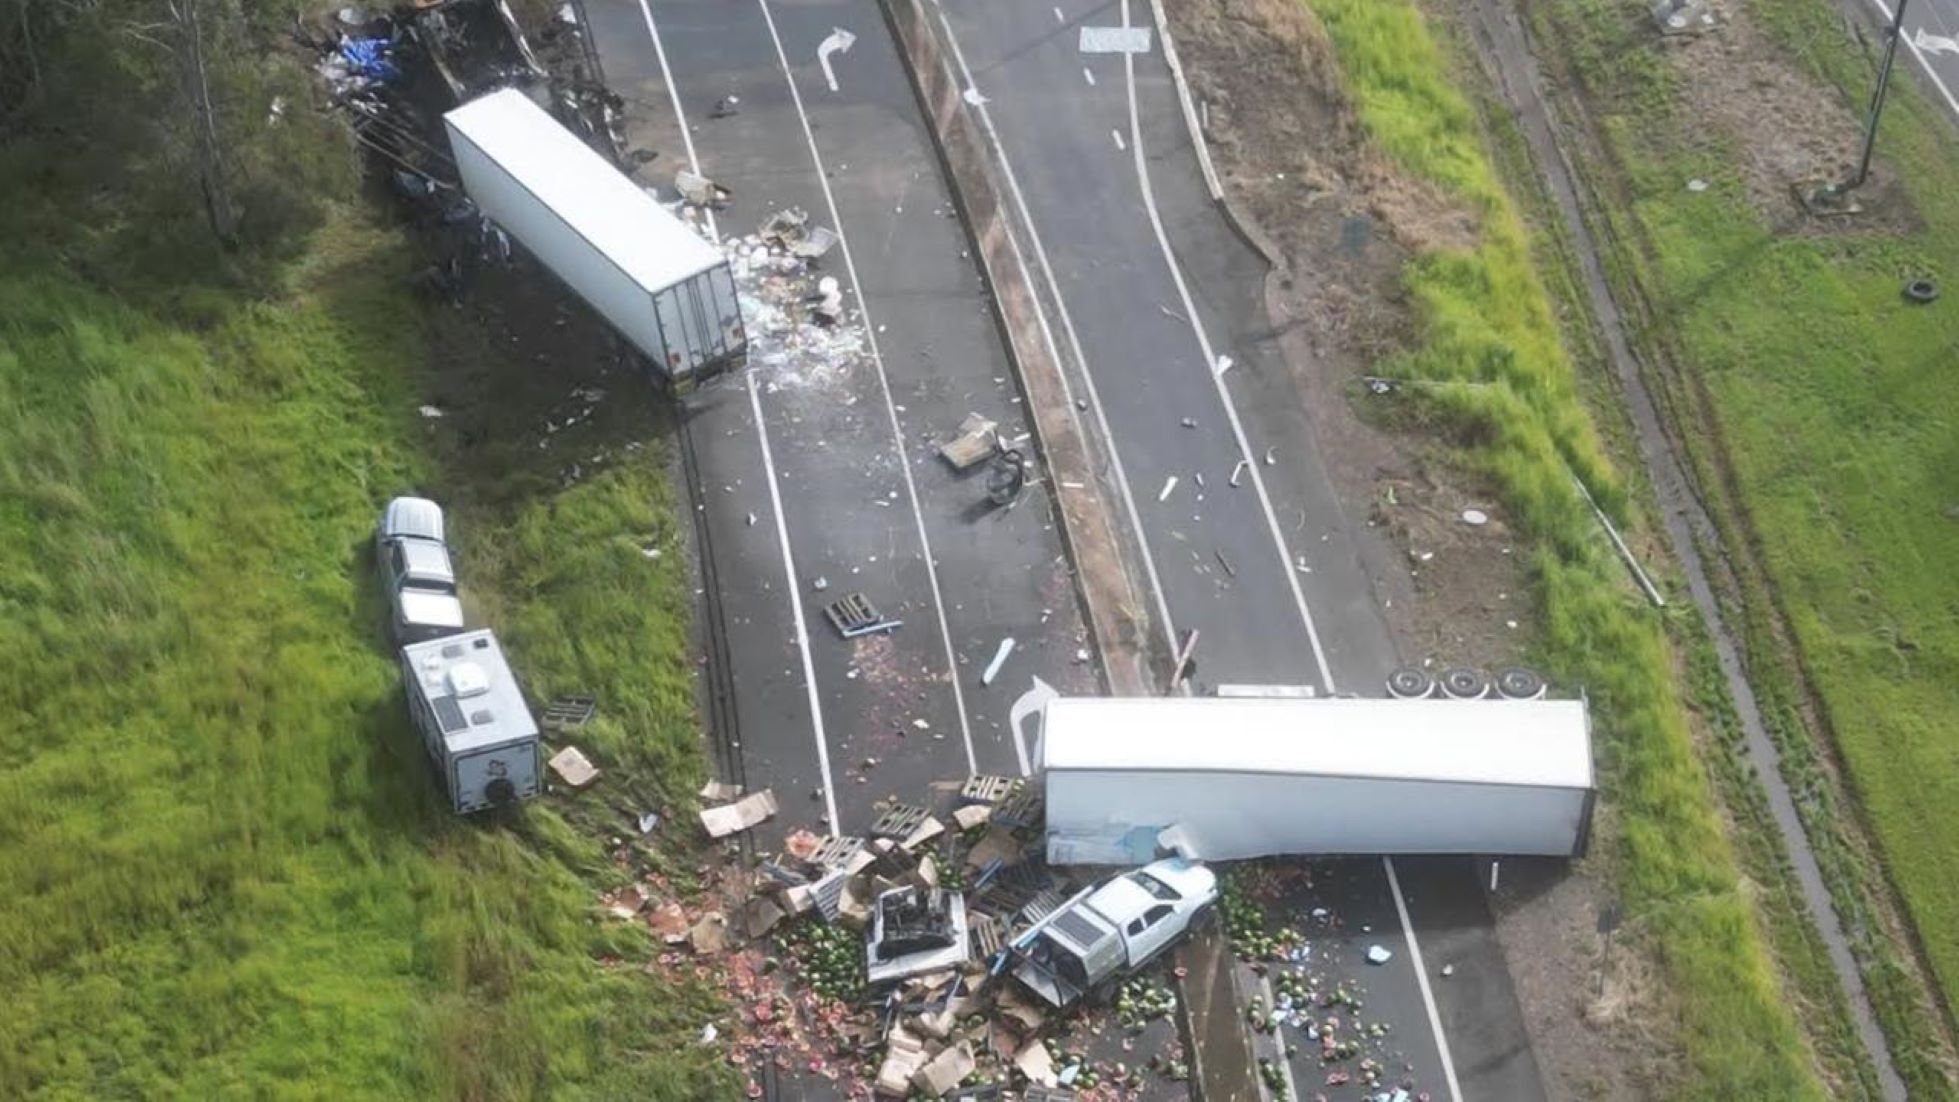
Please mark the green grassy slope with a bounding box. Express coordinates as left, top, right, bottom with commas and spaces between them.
1528, 0, 1959, 1091
0, 217, 727, 1098
1300, 0, 1828, 1095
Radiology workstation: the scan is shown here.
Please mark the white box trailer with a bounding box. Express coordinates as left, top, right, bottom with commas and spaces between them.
400, 629, 541, 814
443, 89, 745, 392
1039, 696, 1594, 864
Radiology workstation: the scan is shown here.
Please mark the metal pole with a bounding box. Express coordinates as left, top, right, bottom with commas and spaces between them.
1847, 0, 1910, 192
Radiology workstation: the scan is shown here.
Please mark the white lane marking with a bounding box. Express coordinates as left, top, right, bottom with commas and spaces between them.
1118, 0, 1335, 693
1008, 675, 1059, 776
1122, 1, 1455, 1092
1873, 0, 1959, 115
1256, 973, 1302, 1102
755, 0, 979, 771
632, 0, 715, 239
635, 0, 828, 821
1385, 855, 1465, 1102
817, 26, 856, 92
1915, 26, 1959, 54
930, 3, 1181, 662
749, 381, 841, 829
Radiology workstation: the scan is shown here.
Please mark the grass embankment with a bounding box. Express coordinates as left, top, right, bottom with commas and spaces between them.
0, 216, 727, 1097
1529, 0, 1959, 1091
1299, 0, 1827, 1095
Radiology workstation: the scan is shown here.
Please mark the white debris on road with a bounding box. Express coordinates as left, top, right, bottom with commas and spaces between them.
725, 231, 871, 392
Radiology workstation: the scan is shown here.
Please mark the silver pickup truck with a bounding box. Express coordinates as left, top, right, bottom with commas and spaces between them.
1012, 858, 1218, 1006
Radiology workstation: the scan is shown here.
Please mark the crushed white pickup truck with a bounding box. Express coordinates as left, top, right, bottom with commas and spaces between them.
1010, 858, 1218, 1007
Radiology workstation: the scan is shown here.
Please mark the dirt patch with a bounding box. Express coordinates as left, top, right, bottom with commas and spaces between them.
1661, 10, 1919, 233
1490, 844, 1680, 1101
1166, 0, 1529, 676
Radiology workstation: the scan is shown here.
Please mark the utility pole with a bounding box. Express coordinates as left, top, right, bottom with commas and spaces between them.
1814, 0, 1910, 205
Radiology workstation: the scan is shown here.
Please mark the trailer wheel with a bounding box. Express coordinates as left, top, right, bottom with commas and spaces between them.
1495, 666, 1547, 700
1385, 667, 1433, 699
1438, 667, 1489, 699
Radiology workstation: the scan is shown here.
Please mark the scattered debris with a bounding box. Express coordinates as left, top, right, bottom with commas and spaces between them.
547, 745, 599, 787
689, 911, 731, 954
701, 779, 743, 802
986, 449, 1027, 506
700, 788, 780, 837
981, 637, 1017, 685
939, 412, 1000, 469
647, 901, 690, 942
1461, 508, 1489, 526
1157, 476, 1179, 502
912, 1040, 976, 1097
1230, 459, 1247, 487
418, 404, 445, 418
636, 811, 660, 834
540, 693, 597, 731
824, 592, 901, 638
674, 168, 732, 209
866, 886, 969, 984
1365, 944, 1393, 965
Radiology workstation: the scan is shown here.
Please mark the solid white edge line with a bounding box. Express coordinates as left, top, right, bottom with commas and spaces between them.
635, 0, 831, 824
1872, 0, 1959, 115
930, 1, 1181, 662
1119, 0, 1336, 694
1385, 855, 1465, 1102
632, 0, 703, 214
748, 382, 842, 830
753, 0, 979, 772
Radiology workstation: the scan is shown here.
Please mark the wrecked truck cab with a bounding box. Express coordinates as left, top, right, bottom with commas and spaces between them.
1011, 858, 1218, 1007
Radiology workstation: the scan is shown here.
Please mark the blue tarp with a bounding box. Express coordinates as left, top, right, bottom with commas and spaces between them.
338, 36, 398, 81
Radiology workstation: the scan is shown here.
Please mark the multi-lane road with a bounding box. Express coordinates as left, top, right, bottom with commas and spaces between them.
575, 0, 1549, 1097
1877, 0, 1959, 116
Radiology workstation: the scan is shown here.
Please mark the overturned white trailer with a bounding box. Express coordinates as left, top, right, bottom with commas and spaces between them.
444, 89, 745, 392
1039, 696, 1595, 865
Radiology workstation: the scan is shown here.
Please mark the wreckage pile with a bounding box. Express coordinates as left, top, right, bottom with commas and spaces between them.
1222, 866, 1431, 1101
716, 207, 869, 393
639, 776, 1200, 1099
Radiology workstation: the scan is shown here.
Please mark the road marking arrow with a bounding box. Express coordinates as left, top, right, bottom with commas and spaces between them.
1915, 27, 1959, 57
817, 27, 856, 92
1007, 675, 1058, 777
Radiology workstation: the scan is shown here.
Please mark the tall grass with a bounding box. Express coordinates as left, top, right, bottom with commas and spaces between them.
1301, 0, 1826, 1095
0, 216, 728, 1098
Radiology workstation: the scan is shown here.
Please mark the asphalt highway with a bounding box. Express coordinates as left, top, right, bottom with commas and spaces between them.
583, 0, 1099, 847
1877, 0, 1959, 117
931, 3, 1546, 1098
577, 0, 1550, 1098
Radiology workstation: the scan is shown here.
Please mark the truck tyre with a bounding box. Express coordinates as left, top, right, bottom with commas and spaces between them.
1495, 667, 1547, 700
1438, 667, 1489, 699
1385, 667, 1433, 699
